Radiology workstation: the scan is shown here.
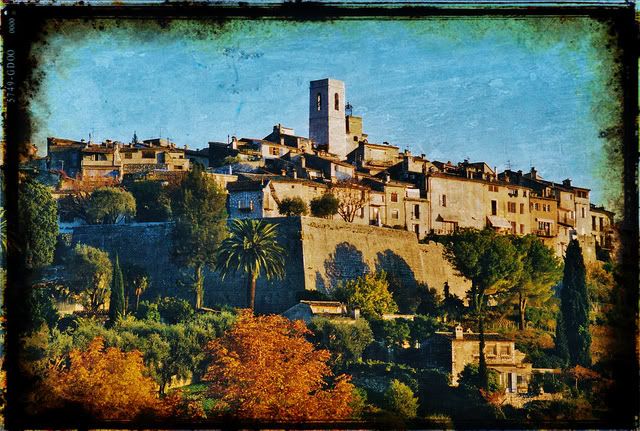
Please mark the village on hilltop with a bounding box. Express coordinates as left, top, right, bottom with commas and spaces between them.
14, 78, 620, 422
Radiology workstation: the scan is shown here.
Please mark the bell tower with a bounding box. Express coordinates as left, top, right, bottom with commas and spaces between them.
309, 78, 347, 159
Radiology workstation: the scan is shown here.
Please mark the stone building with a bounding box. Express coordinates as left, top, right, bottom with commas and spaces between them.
309, 78, 348, 159
47, 136, 189, 181
422, 325, 533, 392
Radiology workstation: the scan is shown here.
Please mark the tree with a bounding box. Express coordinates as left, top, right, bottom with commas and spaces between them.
506, 235, 562, 330
126, 180, 172, 222
310, 193, 339, 219
204, 312, 355, 420
68, 244, 113, 313
122, 263, 149, 312
559, 239, 591, 367
172, 163, 228, 309
215, 219, 286, 311
157, 297, 194, 324
18, 178, 58, 269
277, 197, 308, 217
332, 180, 369, 223
42, 337, 163, 420
108, 254, 125, 323
440, 229, 521, 389
555, 311, 570, 366
309, 317, 374, 364
86, 187, 136, 224
384, 379, 418, 419
458, 363, 503, 394
334, 271, 398, 319
26, 287, 60, 332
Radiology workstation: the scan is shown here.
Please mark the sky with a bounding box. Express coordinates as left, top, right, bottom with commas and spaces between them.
29, 17, 620, 206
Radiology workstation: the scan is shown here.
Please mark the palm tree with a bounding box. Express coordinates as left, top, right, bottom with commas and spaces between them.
215, 219, 286, 311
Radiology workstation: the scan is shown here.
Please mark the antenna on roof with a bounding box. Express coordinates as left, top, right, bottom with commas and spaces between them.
506, 160, 512, 170
132, 131, 138, 144
345, 102, 353, 117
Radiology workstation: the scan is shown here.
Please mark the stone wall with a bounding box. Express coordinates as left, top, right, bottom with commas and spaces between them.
69, 217, 470, 314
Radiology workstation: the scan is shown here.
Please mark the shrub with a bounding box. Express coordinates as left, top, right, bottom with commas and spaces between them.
86, 187, 136, 224
384, 379, 418, 418
309, 317, 374, 364
310, 193, 339, 219
277, 197, 309, 216
157, 297, 194, 324
335, 272, 398, 319
135, 301, 161, 322
458, 363, 503, 394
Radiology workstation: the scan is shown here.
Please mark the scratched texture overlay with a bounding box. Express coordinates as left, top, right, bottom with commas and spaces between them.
2, 2, 638, 429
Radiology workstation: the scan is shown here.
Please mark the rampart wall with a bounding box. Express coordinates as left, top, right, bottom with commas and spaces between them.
69, 217, 470, 314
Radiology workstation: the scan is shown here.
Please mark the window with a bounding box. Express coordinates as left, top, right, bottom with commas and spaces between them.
142, 150, 155, 159
489, 185, 499, 192
500, 345, 511, 356
534, 203, 540, 211
592, 216, 597, 231
359, 207, 364, 218
414, 204, 420, 219
391, 209, 399, 219
510, 221, 517, 234
487, 344, 497, 356
175, 165, 183, 170
270, 147, 279, 156
391, 192, 398, 203
442, 194, 447, 207
316, 93, 322, 111
508, 202, 516, 213
491, 200, 497, 216
519, 203, 524, 214
523, 190, 527, 197
581, 207, 585, 218
124, 153, 132, 159
520, 224, 524, 234
334, 93, 340, 111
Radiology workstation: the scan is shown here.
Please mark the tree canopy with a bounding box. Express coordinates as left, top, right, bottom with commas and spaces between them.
126, 180, 173, 222
384, 379, 419, 419
559, 239, 591, 367
277, 197, 309, 217
86, 187, 136, 224
204, 312, 355, 420
172, 164, 228, 309
335, 271, 398, 319
215, 219, 286, 310
68, 244, 113, 313
310, 193, 339, 219
18, 178, 58, 269
309, 317, 374, 365
108, 254, 125, 323
43, 337, 164, 420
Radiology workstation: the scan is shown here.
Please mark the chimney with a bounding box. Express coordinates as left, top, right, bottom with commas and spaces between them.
281, 169, 286, 176
352, 306, 360, 320
421, 154, 425, 159
563, 178, 572, 187
293, 170, 298, 179
385, 172, 391, 183
300, 156, 306, 168
228, 165, 232, 175
455, 325, 463, 340
530, 167, 537, 179
231, 136, 238, 150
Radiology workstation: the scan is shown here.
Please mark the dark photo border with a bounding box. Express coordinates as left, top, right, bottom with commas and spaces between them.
2, 2, 638, 429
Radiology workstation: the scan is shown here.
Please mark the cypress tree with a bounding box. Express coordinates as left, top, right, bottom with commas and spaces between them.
108, 254, 125, 323
555, 310, 570, 366
559, 239, 591, 367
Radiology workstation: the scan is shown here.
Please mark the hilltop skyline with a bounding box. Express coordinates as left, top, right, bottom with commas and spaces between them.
29, 18, 617, 205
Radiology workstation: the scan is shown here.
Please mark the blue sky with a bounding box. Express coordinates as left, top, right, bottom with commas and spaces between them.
30, 18, 617, 205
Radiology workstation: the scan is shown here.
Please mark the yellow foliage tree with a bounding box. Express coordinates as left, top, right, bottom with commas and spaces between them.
43, 337, 163, 420
204, 311, 355, 421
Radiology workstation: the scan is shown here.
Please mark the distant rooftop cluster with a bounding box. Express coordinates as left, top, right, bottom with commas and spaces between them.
39, 78, 615, 259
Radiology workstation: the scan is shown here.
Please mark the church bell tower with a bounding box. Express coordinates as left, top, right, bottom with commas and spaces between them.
309, 78, 347, 159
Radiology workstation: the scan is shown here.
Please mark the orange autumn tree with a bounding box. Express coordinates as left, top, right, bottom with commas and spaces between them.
43, 337, 164, 420
204, 311, 355, 421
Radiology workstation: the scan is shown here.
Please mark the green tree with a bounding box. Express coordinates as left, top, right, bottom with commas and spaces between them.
26, 287, 60, 332
370, 318, 411, 351
122, 263, 149, 312
458, 363, 503, 394
215, 219, 286, 311
126, 180, 172, 222
172, 163, 228, 309
18, 178, 58, 269
309, 317, 374, 364
440, 229, 521, 389
68, 244, 113, 313
559, 239, 591, 367
384, 379, 418, 418
310, 193, 339, 219
277, 196, 309, 217
507, 235, 563, 330
335, 271, 398, 319
158, 297, 194, 324
86, 187, 136, 224
108, 254, 126, 323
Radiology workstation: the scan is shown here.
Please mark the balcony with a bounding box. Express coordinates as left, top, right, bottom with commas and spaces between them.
534, 229, 554, 237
